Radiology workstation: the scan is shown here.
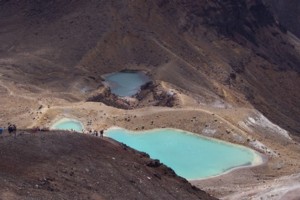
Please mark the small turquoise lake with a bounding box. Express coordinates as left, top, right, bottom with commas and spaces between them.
105, 128, 263, 180
103, 71, 150, 97
51, 118, 83, 132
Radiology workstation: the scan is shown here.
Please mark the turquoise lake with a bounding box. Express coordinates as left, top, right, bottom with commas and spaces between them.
51, 119, 83, 132
105, 128, 262, 180
103, 71, 150, 97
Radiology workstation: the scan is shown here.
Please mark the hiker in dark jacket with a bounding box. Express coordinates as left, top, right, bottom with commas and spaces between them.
8, 124, 13, 134
8, 124, 17, 138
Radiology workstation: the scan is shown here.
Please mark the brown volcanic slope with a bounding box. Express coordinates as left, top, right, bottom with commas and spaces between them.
264, 0, 300, 38
0, 0, 299, 137
0, 131, 215, 200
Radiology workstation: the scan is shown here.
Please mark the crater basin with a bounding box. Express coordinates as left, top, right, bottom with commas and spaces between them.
103, 71, 150, 97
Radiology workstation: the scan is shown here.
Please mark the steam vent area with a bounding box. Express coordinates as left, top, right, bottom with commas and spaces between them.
1, 1, 300, 200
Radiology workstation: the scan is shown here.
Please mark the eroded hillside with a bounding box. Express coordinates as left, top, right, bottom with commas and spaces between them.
0, 0, 299, 137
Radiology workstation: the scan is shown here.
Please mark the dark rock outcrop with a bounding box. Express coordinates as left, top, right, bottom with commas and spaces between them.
264, 0, 300, 38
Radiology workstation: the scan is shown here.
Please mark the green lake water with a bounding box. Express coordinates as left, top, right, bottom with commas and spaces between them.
105, 128, 262, 180
51, 119, 83, 132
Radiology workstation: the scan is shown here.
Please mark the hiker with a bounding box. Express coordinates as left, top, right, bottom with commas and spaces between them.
94, 130, 98, 137
8, 124, 13, 134
100, 130, 104, 138
12, 124, 17, 137
8, 124, 17, 138
0, 127, 3, 136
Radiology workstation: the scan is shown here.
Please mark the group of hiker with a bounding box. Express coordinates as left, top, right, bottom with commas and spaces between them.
0, 123, 106, 139
85, 129, 104, 137
0, 123, 17, 137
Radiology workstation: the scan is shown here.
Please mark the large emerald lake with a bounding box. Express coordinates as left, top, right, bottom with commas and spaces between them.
105, 128, 263, 180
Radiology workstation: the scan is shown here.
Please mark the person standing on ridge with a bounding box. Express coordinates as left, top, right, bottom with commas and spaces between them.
0, 127, 3, 136
8, 124, 13, 134
8, 124, 17, 138
12, 124, 17, 138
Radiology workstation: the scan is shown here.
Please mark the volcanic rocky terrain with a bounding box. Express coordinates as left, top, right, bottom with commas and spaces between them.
0, 0, 300, 199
